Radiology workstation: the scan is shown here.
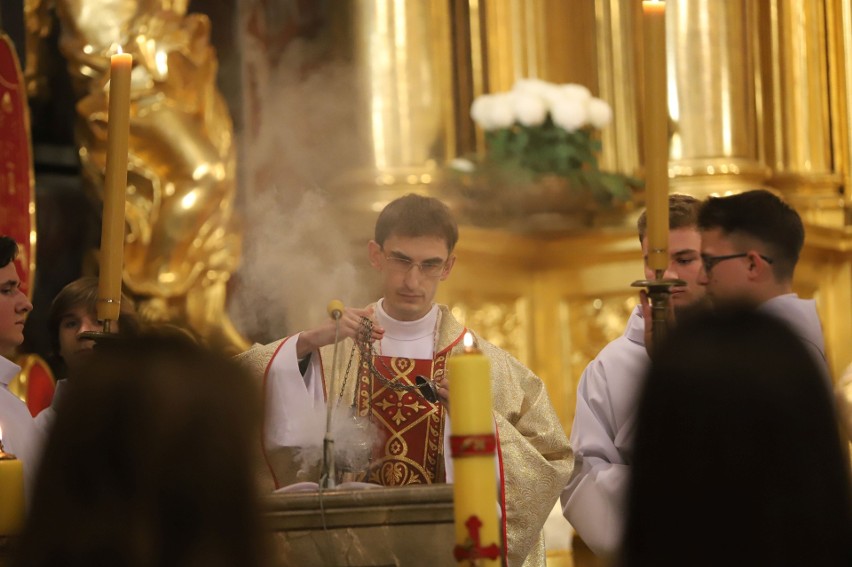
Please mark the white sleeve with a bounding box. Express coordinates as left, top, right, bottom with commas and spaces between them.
560, 359, 629, 558
0, 389, 45, 505
264, 333, 327, 450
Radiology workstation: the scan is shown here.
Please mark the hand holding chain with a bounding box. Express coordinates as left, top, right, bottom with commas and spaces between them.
344, 316, 439, 403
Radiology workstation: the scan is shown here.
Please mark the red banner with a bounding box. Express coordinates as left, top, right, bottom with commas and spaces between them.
0, 33, 35, 295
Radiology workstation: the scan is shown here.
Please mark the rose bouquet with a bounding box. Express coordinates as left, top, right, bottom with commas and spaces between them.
450, 79, 639, 208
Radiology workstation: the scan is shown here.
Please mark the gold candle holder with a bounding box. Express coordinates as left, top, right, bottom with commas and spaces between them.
78, 313, 121, 344
631, 270, 685, 347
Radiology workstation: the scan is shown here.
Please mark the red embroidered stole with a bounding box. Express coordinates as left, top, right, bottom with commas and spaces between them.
356, 354, 446, 485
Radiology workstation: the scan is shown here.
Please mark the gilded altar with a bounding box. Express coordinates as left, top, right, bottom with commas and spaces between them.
16, 0, 852, 384
7, 2, 852, 566
231, 0, 852, 433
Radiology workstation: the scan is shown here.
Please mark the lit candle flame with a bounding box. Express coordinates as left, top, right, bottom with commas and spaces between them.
463, 332, 474, 349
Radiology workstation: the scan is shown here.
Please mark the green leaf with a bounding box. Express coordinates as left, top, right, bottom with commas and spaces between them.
474, 110, 635, 207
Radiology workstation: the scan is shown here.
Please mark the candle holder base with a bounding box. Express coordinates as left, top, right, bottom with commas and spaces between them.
630, 278, 685, 292
78, 331, 124, 345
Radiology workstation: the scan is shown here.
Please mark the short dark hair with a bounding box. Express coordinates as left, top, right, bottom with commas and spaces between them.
697, 189, 804, 281
636, 194, 701, 243
0, 236, 18, 268
375, 194, 459, 253
48, 277, 141, 355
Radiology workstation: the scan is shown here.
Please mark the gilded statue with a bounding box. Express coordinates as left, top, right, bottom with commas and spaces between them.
23, 0, 53, 97
45, 0, 246, 351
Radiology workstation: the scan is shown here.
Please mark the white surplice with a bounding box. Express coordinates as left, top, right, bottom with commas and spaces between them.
562, 293, 829, 558
561, 306, 647, 557
0, 355, 45, 502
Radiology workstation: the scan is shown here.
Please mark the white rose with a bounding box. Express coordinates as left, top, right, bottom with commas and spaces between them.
488, 93, 516, 129
540, 83, 567, 110
587, 98, 613, 129
559, 83, 592, 104
513, 92, 547, 127
470, 95, 494, 129
551, 98, 588, 132
448, 158, 476, 173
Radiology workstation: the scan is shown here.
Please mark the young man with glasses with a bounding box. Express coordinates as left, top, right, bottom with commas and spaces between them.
561, 194, 707, 558
239, 193, 573, 567
697, 189, 827, 373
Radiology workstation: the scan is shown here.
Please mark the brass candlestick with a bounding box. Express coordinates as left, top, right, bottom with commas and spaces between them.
632, 269, 686, 347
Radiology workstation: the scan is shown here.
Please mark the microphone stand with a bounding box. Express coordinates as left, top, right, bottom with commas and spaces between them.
320, 300, 344, 489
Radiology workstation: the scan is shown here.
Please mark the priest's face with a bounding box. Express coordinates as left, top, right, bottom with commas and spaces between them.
368, 234, 456, 321
0, 262, 32, 356
57, 306, 118, 369
642, 227, 706, 310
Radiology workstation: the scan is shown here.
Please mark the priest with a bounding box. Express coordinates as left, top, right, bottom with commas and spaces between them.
237, 194, 573, 567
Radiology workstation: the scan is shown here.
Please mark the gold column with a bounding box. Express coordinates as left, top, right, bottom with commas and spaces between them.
796, 226, 852, 380
826, 0, 852, 221
667, 0, 769, 197
760, 0, 844, 225
329, 1, 455, 235
479, 0, 599, 95
479, 0, 546, 92
479, 0, 627, 174
594, 0, 640, 176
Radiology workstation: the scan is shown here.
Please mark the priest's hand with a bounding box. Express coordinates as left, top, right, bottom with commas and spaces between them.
296, 306, 384, 359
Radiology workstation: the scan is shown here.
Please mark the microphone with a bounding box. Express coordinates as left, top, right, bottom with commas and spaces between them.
327, 299, 344, 320
415, 375, 439, 404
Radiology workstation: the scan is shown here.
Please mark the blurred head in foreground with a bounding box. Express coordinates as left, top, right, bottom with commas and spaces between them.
16, 334, 267, 567
622, 308, 852, 567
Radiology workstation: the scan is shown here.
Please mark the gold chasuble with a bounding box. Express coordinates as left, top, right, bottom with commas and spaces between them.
239, 305, 573, 567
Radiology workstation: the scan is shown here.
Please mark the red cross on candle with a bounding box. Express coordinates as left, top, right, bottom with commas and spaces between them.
452, 515, 501, 563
